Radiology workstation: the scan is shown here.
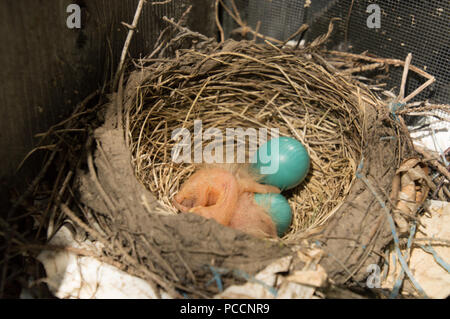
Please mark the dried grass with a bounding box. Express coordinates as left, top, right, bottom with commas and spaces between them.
125, 39, 378, 239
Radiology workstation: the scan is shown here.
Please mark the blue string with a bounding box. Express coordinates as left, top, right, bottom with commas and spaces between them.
388, 102, 405, 122
356, 158, 364, 178
418, 243, 450, 274
233, 269, 278, 297
356, 159, 429, 298
390, 223, 416, 298
206, 266, 229, 292
206, 265, 279, 296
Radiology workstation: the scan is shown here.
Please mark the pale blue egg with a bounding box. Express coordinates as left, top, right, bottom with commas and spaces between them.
254, 193, 292, 237
251, 137, 310, 190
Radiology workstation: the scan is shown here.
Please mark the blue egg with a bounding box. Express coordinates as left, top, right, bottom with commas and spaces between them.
251, 137, 310, 190
254, 193, 292, 237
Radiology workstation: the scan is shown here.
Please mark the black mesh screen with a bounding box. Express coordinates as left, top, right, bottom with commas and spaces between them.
222, 0, 306, 41
222, 0, 450, 104
306, 0, 450, 104
247, 0, 306, 41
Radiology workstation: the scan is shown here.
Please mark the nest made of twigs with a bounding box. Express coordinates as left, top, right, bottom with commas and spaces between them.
4, 13, 449, 298
123, 37, 383, 240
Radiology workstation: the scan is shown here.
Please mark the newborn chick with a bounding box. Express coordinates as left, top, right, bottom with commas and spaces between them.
229, 192, 277, 238
173, 164, 280, 238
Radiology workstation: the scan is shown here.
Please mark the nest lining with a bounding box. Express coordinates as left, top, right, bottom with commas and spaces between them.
125, 39, 375, 238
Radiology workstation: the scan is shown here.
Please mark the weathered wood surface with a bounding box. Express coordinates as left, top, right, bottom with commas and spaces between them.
0, 0, 214, 199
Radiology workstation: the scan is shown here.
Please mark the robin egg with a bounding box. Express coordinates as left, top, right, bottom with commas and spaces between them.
251, 137, 310, 190
254, 193, 292, 237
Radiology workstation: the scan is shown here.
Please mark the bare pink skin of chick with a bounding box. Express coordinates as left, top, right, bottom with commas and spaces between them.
172, 166, 279, 238
229, 192, 277, 238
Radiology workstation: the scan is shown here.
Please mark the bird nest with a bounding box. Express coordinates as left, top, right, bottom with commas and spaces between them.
9, 18, 449, 299
96, 24, 414, 296
65, 30, 413, 297
127, 39, 364, 239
